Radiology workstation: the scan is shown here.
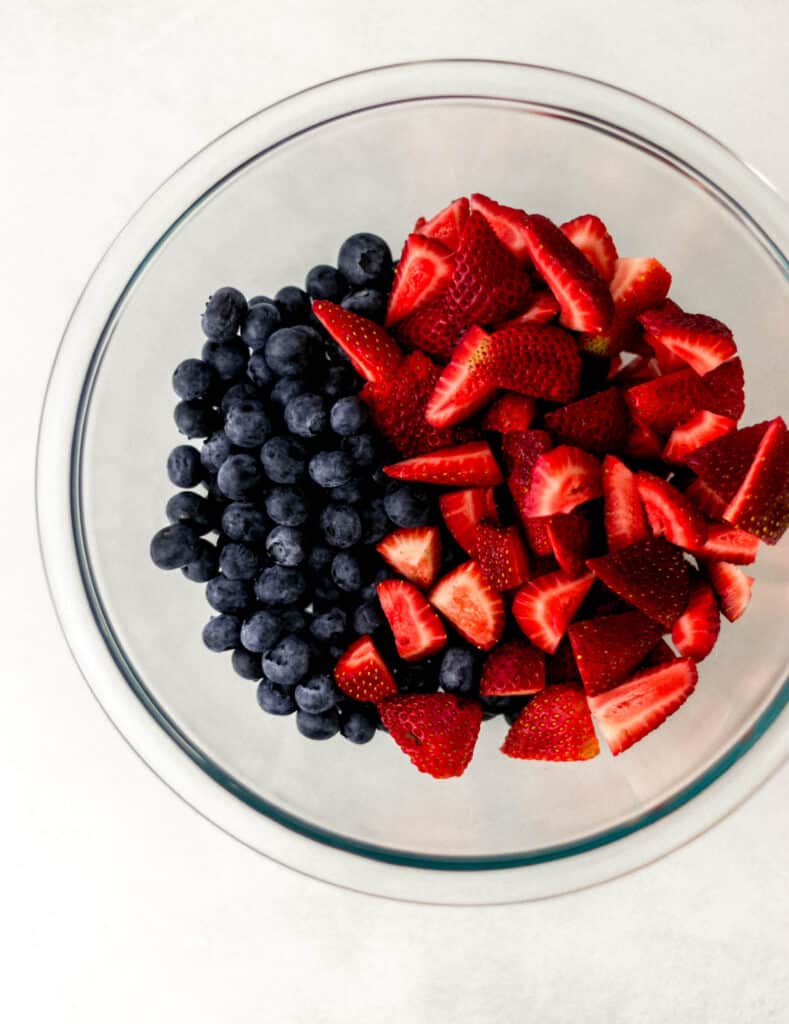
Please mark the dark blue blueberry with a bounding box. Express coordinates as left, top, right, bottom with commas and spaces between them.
305, 264, 347, 301
294, 674, 338, 713
296, 707, 340, 740
340, 288, 387, 324
205, 574, 253, 614
202, 614, 241, 652
254, 566, 307, 606
352, 601, 384, 635
167, 445, 203, 488
246, 351, 275, 389
358, 498, 389, 544
181, 539, 219, 582
397, 664, 440, 694
264, 325, 317, 377
439, 647, 477, 696
283, 393, 327, 438
202, 286, 247, 341
165, 491, 216, 534
216, 454, 263, 500
329, 479, 364, 505
280, 608, 307, 634
340, 709, 376, 744
265, 525, 306, 567
201, 337, 249, 382
331, 552, 362, 592
320, 503, 362, 549
329, 396, 368, 437
174, 400, 216, 439
307, 545, 334, 576
202, 476, 227, 503
240, 610, 283, 653
221, 502, 268, 543
262, 635, 311, 687
324, 364, 361, 400
260, 436, 306, 484
221, 380, 262, 413
150, 523, 200, 569
265, 487, 308, 527
224, 398, 271, 448
312, 579, 342, 607
384, 483, 432, 528
308, 450, 354, 489
241, 300, 282, 349
341, 433, 378, 469
269, 376, 307, 408
256, 679, 296, 715
172, 358, 216, 401
218, 542, 258, 580
201, 431, 235, 475
232, 647, 263, 680
337, 233, 393, 289
309, 608, 347, 644
248, 295, 272, 308
274, 286, 311, 326
479, 695, 517, 720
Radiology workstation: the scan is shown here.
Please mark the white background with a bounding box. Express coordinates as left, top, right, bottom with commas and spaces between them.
2, 2, 788, 1021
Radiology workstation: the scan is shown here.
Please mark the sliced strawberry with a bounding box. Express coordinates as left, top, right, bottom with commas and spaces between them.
587, 657, 698, 755
480, 639, 545, 696
385, 234, 453, 327
671, 574, 720, 661
423, 326, 498, 426
518, 446, 603, 517
640, 637, 676, 668
482, 393, 537, 433
587, 537, 689, 629
334, 636, 398, 703
624, 368, 701, 435
379, 692, 482, 778
473, 521, 530, 592
385, 440, 502, 487
568, 610, 664, 696
690, 522, 759, 565
722, 417, 789, 544
395, 294, 461, 361
608, 353, 661, 384
523, 519, 555, 558
376, 526, 442, 589
377, 579, 447, 662
704, 560, 754, 622
700, 356, 744, 420
685, 420, 773, 504
623, 413, 664, 459
684, 477, 728, 519
579, 256, 672, 356
501, 430, 553, 526
560, 213, 618, 283
502, 684, 600, 762
429, 561, 506, 651
414, 197, 470, 250
546, 511, 592, 577
602, 455, 649, 551
636, 471, 708, 549
496, 291, 560, 328
469, 193, 531, 260
663, 410, 737, 463
312, 300, 402, 383
638, 306, 736, 376
641, 299, 688, 373
544, 387, 629, 454
512, 569, 595, 654
545, 636, 582, 684
438, 487, 498, 554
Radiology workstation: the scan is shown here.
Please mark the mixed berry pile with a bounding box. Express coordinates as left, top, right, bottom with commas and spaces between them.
151, 193, 789, 779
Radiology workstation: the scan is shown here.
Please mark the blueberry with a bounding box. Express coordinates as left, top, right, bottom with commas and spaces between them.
320, 503, 362, 548
248, 295, 273, 308
172, 358, 216, 401
202, 286, 247, 341
165, 491, 216, 534
309, 608, 347, 644
313, 579, 342, 607
218, 542, 258, 580
352, 600, 383, 635
324, 364, 361, 400
284, 393, 327, 438
307, 545, 333, 575
342, 433, 378, 469
269, 377, 307, 408
296, 708, 340, 740
308, 450, 354, 489
330, 479, 364, 505
329, 396, 368, 437
247, 351, 275, 389
265, 525, 306, 567
338, 233, 393, 289
264, 326, 317, 377
304, 264, 347, 302
274, 286, 311, 326
174, 400, 216, 439
232, 647, 263, 680
216, 454, 263, 500
254, 566, 307, 606
256, 679, 296, 715
331, 552, 362, 592
262, 634, 310, 687
340, 288, 387, 324
397, 664, 440, 694
265, 487, 308, 527
205, 574, 253, 614
201, 431, 235, 475
340, 709, 376, 744
241, 300, 282, 349
358, 498, 389, 544
280, 608, 307, 634
224, 398, 271, 448
479, 695, 517, 720
384, 483, 432, 527
260, 436, 306, 484
202, 614, 241, 652
439, 647, 477, 696
150, 523, 200, 569
294, 674, 338, 713
181, 540, 219, 582
201, 338, 249, 381
221, 502, 268, 543
240, 610, 283, 652
167, 445, 203, 488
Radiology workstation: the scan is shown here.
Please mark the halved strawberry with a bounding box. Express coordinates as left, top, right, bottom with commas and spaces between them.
546, 511, 592, 577
385, 440, 503, 486
482, 393, 537, 433
496, 291, 560, 328
438, 487, 498, 554
501, 431, 553, 526
334, 636, 398, 703
544, 388, 629, 453
587, 537, 689, 629
636, 471, 708, 549
638, 306, 736, 376
423, 326, 498, 426
480, 639, 545, 696
518, 446, 603, 517
700, 356, 744, 420
704, 560, 754, 622
684, 420, 773, 505
690, 522, 759, 565
640, 299, 687, 373
568, 610, 664, 696
473, 520, 530, 591
602, 454, 649, 551
560, 214, 618, 283
512, 569, 595, 654
579, 256, 672, 356
722, 417, 789, 544
429, 561, 506, 650
684, 477, 728, 519
395, 294, 461, 361
625, 368, 701, 435
469, 193, 531, 260
671, 574, 720, 661
312, 300, 402, 383
376, 526, 442, 589
623, 413, 663, 459
377, 579, 447, 662
545, 636, 583, 684
385, 234, 454, 327
587, 657, 698, 755
379, 692, 482, 778
663, 410, 737, 463
501, 684, 600, 762
414, 197, 470, 250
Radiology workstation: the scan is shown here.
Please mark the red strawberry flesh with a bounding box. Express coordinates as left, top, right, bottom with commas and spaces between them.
385, 441, 503, 487
635, 471, 708, 549
414, 197, 469, 250
568, 610, 663, 696
560, 213, 618, 283
438, 487, 498, 554
638, 307, 736, 376
312, 300, 402, 383
469, 193, 532, 260
518, 445, 602, 517
602, 454, 649, 551
671, 575, 720, 661
334, 636, 398, 703
379, 692, 482, 778
429, 561, 505, 650
376, 526, 442, 589
704, 560, 754, 622
377, 579, 447, 661
512, 569, 595, 654
501, 684, 599, 761
385, 233, 453, 327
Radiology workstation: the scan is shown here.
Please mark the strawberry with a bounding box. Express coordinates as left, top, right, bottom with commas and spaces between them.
663, 410, 737, 463
480, 639, 545, 696
518, 446, 603, 517
704, 560, 754, 622
501, 684, 600, 762
312, 300, 402, 383
685, 420, 772, 504
482, 393, 537, 433
587, 657, 698, 755
545, 636, 582, 684
684, 477, 728, 519
395, 294, 461, 361
671, 574, 720, 661
521, 213, 614, 332
640, 637, 676, 668
624, 369, 701, 435
500, 427, 551, 526
602, 454, 649, 550
377, 579, 447, 661
640, 299, 687, 373
721, 417, 789, 544
690, 522, 759, 565
385, 440, 503, 486
587, 537, 689, 629
334, 636, 398, 703
700, 356, 744, 420
438, 487, 498, 554
546, 511, 592, 577
423, 326, 498, 425
414, 196, 469, 250
623, 413, 663, 459
638, 306, 737, 376
544, 387, 629, 453
385, 234, 454, 327
496, 291, 560, 328
608, 353, 660, 384
635, 471, 708, 549
473, 520, 530, 591
376, 526, 442, 589
469, 193, 531, 260
429, 561, 506, 650
560, 213, 618, 283
579, 256, 672, 357
379, 692, 482, 778
512, 568, 595, 654
568, 610, 663, 696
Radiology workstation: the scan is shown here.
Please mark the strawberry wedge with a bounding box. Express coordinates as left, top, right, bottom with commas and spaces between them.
334, 636, 398, 703
602, 455, 650, 551
439, 487, 498, 554
414, 196, 469, 249
429, 561, 505, 651
376, 526, 442, 589
518, 446, 603, 517
512, 569, 595, 654
502, 685, 599, 762
386, 234, 453, 326
638, 306, 737, 376
312, 300, 402, 383
560, 213, 618, 283
385, 441, 503, 486
377, 579, 447, 661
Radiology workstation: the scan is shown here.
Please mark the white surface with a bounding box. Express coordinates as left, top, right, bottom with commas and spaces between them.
2, 1, 787, 1020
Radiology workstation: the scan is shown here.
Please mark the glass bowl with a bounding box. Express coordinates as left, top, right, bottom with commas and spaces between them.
37, 60, 789, 904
